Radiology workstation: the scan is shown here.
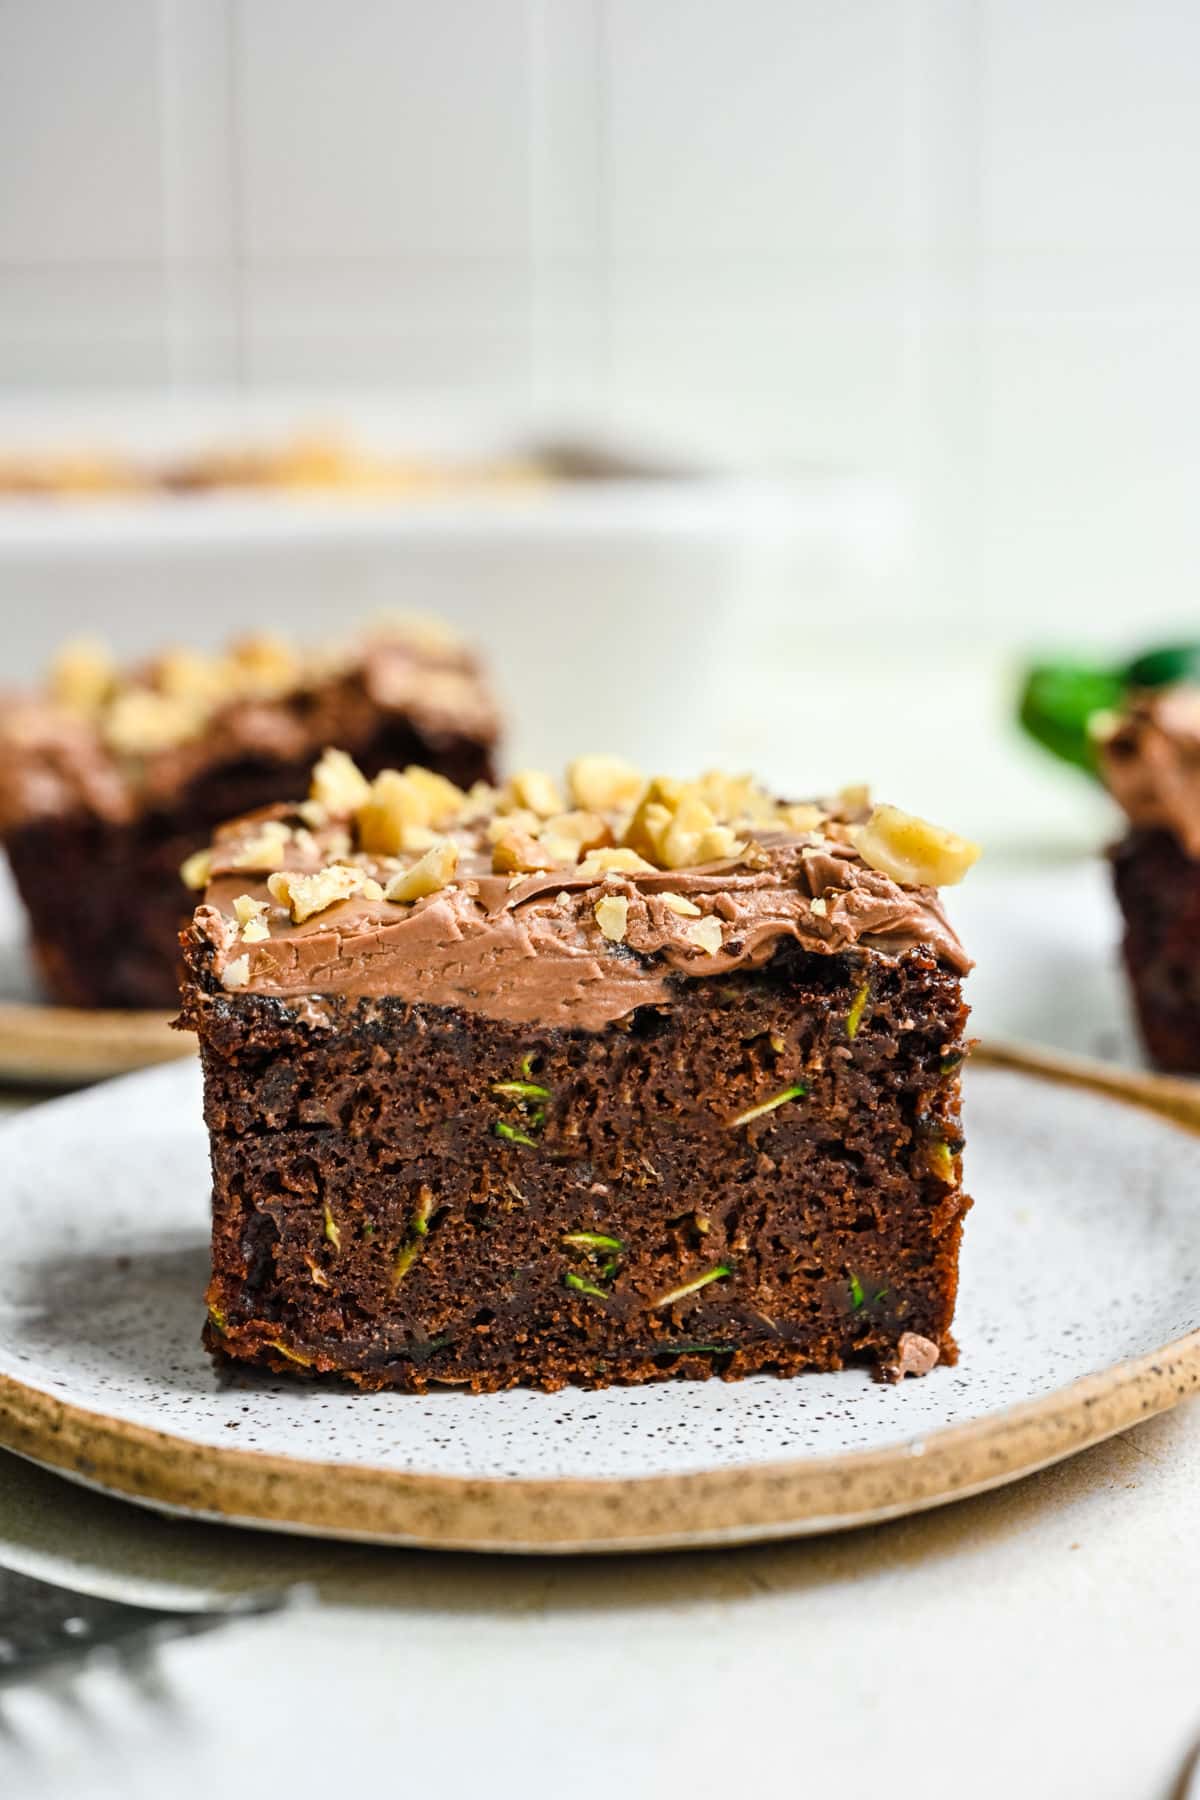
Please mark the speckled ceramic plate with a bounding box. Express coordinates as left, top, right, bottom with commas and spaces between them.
0, 1054, 1197, 1553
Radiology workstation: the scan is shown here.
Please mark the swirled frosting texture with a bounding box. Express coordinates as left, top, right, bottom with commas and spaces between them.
195, 798, 973, 1035
1101, 687, 1200, 858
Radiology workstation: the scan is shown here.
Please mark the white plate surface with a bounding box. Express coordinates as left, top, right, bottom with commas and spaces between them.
0, 1056, 1195, 1493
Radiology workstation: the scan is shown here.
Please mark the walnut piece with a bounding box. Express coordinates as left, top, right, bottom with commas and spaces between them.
232, 894, 267, 927
310, 747, 371, 817
622, 779, 682, 864
695, 771, 776, 825
222, 954, 251, 991
576, 846, 656, 878
775, 802, 826, 833
486, 807, 539, 845
267, 863, 382, 923
658, 891, 701, 917
660, 795, 743, 870
539, 811, 612, 855
102, 688, 200, 756
155, 648, 228, 706
853, 804, 980, 888
594, 895, 629, 942
402, 765, 467, 822
685, 916, 724, 955
492, 832, 564, 876
49, 638, 115, 715
228, 632, 299, 699
384, 839, 459, 901
567, 755, 645, 812
622, 779, 746, 870
505, 769, 563, 819
180, 848, 213, 891
230, 820, 293, 872
837, 783, 872, 821
356, 766, 465, 853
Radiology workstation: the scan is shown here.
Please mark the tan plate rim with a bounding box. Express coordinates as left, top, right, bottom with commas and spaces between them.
0, 999, 189, 1086
0, 1043, 1198, 1554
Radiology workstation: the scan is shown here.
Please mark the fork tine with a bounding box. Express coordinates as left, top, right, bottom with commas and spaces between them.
0, 1566, 307, 1688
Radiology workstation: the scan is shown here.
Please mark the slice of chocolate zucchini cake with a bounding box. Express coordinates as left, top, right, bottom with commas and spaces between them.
1101, 686, 1200, 1070
0, 617, 497, 1009
179, 755, 979, 1392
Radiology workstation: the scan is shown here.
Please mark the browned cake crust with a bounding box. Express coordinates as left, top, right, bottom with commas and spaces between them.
0, 623, 497, 1008
180, 759, 977, 1392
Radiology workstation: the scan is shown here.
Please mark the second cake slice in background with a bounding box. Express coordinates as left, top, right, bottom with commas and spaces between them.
0, 617, 498, 1010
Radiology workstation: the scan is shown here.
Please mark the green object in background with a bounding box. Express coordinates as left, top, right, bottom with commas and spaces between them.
1017, 642, 1200, 780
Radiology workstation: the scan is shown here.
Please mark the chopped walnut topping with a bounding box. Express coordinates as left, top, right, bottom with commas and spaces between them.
492, 832, 565, 875
622, 779, 747, 870
691, 824, 746, 864
310, 747, 371, 817
594, 895, 629, 943
180, 847, 213, 891
539, 811, 612, 855
660, 795, 742, 870
228, 632, 299, 699
536, 835, 581, 867
486, 808, 539, 845
695, 771, 777, 825
241, 918, 270, 942
622, 778, 681, 863
567, 754, 645, 812
356, 770, 431, 854
838, 783, 872, 820
222, 954, 251, 991
230, 820, 293, 872
776, 802, 826, 833
397, 823, 441, 853
576, 846, 656, 878
102, 688, 200, 756
459, 779, 501, 821
357, 766, 465, 853
853, 804, 980, 888
659, 891, 702, 917
49, 638, 115, 715
232, 894, 267, 927
267, 862, 380, 923
384, 839, 459, 901
155, 648, 228, 706
402, 765, 467, 823
685, 916, 724, 955
810, 896, 828, 917
505, 769, 563, 819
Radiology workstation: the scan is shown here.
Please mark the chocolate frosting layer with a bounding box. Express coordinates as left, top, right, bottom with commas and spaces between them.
0, 626, 497, 835
197, 815, 972, 1035
1101, 687, 1200, 857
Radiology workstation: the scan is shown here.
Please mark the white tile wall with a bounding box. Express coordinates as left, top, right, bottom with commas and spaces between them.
1, 0, 1200, 632
604, 0, 911, 257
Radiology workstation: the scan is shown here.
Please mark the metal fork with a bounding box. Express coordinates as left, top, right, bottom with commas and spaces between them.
0, 1564, 306, 1686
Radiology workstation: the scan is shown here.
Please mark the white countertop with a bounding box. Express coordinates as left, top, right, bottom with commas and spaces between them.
0, 856, 1196, 1800
1, 1411, 1197, 1800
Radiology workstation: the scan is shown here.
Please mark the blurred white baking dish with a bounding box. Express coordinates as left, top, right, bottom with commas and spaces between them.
0, 395, 906, 779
